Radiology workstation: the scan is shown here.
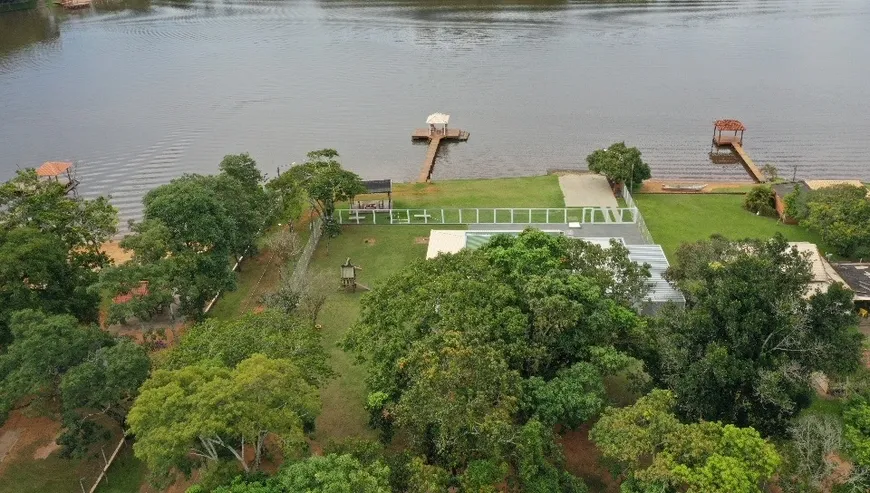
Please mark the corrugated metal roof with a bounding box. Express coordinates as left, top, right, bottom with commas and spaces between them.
362, 179, 392, 194
627, 244, 686, 304
426, 229, 684, 305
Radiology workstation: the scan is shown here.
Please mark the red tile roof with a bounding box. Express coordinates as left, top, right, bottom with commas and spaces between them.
36, 161, 72, 177
713, 119, 746, 131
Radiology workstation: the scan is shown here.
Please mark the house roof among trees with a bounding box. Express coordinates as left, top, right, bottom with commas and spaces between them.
833, 263, 870, 301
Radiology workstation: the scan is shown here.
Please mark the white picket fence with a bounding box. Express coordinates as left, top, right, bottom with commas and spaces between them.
336, 207, 639, 226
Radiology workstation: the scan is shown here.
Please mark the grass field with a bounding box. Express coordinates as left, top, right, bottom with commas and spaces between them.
634, 194, 828, 259
308, 225, 461, 445
208, 226, 311, 321
367, 175, 565, 209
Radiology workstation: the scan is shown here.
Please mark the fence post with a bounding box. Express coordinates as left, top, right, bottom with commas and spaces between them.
563, 209, 567, 223
476, 209, 480, 223
442, 209, 445, 224
492, 208, 496, 224
546, 209, 550, 223
510, 209, 514, 223
528, 208, 532, 224
459, 209, 463, 223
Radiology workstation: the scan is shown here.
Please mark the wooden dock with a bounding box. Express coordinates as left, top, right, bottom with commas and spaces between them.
730, 143, 764, 183
412, 128, 470, 182
711, 120, 764, 183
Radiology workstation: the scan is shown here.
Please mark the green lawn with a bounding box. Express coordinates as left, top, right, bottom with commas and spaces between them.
384, 175, 565, 209
95, 445, 147, 493
708, 185, 756, 194
208, 227, 310, 321
309, 225, 461, 445
634, 194, 828, 259
0, 433, 141, 493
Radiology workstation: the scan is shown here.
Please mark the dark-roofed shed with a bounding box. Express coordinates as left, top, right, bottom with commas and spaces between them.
833, 263, 870, 302
356, 179, 393, 209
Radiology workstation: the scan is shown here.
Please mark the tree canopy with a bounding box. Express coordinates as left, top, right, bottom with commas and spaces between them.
0, 309, 149, 455
281, 149, 365, 236
0, 309, 111, 418
640, 235, 862, 436
586, 142, 651, 190
0, 169, 118, 343
163, 310, 331, 386
591, 389, 781, 493
344, 230, 650, 482
105, 154, 271, 320
128, 354, 320, 477
785, 183, 870, 258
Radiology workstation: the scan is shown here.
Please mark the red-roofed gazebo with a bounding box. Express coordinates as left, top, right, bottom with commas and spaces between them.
35, 161, 78, 194
712, 119, 745, 146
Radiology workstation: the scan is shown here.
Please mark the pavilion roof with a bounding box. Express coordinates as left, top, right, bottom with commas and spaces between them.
713, 119, 746, 131
426, 113, 450, 125
362, 179, 392, 194
36, 161, 72, 177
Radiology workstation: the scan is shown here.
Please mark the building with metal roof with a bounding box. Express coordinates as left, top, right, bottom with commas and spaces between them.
426, 229, 684, 314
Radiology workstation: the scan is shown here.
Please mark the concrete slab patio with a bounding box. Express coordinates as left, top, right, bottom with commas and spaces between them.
558, 174, 619, 208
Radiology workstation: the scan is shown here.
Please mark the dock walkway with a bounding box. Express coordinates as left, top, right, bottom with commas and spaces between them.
730, 143, 764, 183
412, 128, 469, 182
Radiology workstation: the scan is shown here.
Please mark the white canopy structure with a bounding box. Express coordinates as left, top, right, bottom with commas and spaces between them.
426, 113, 450, 135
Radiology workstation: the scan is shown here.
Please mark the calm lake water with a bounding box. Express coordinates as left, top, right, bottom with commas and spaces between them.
1, 0, 868, 222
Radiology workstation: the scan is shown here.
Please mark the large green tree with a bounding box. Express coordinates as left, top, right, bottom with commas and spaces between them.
0, 309, 149, 456
642, 235, 862, 436
106, 155, 271, 320
283, 149, 365, 236
0, 169, 118, 343
785, 184, 870, 258
586, 142, 651, 191
163, 310, 331, 385
344, 230, 649, 479
60, 338, 150, 426
591, 389, 781, 493
0, 168, 118, 267
0, 228, 103, 343
216, 153, 271, 261
127, 354, 320, 477
0, 309, 113, 420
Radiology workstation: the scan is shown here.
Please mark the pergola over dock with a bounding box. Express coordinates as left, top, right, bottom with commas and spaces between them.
36, 161, 79, 194
426, 112, 450, 135
712, 119, 745, 146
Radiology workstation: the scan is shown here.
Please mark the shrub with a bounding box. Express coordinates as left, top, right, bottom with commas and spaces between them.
743, 185, 777, 217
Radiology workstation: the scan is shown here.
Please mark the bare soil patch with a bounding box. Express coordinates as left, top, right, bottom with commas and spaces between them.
32, 435, 61, 460
363, 238, 377, 246
100, 241, 134, 264
0, 411, 61, 475
559, 424, 618, 493
414, 236, 429, 244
